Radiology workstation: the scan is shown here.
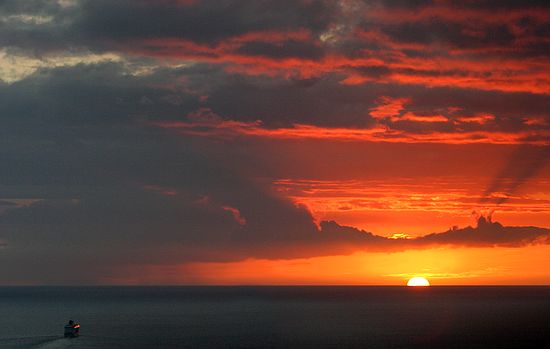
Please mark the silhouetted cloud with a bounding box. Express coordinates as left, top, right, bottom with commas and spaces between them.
413, 215, 550, 247
319, 216, 550, 251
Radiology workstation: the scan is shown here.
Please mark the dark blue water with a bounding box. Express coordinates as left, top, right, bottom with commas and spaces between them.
0, 286, 549, 348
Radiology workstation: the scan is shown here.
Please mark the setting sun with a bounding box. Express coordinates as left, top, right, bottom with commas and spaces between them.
407, 277, 431, 287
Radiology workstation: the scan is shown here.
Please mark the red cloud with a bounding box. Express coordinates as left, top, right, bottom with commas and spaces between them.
454, 114, 496, 125
397, 112, 448, 123
222, 206, 247, 226
112, 17, 550, 95
523, 117, 548, 126
129, 39, 550, 94
153, 118, 550, 145
369, 96, 410, 120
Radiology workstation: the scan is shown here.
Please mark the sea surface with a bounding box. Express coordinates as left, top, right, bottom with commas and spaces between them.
0, 286, 549, 348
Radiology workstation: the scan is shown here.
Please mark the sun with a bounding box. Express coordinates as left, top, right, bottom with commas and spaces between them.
407, 276, 430, 287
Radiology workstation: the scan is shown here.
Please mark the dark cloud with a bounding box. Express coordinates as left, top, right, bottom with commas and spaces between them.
235, 40, 325, 61
0, 0, 333, 54
0, 61, 321, 282
0, 0, 61, 14
0, 160, 321, 283
414, 215, 550, 247
75, 0, 333, 43
321, 215, 550, 251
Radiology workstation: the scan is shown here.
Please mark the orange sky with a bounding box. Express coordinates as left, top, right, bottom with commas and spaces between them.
103, 245, 550, 286
272, 177, 550, 236
175, 173, 550, 285
101, 145, 550, 285
143, 137, 550, 285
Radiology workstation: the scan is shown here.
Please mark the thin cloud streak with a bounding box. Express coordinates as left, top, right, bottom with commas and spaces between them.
154, 119, 550, 145
273, 178, 550, 215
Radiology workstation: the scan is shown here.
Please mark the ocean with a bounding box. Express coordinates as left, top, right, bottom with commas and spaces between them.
0, 286, 549, 348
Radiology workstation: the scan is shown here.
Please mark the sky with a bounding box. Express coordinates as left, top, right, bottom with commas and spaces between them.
1, 0, 549, 285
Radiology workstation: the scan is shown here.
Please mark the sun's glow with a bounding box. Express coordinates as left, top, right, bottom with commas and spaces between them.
407, 276, 430, 286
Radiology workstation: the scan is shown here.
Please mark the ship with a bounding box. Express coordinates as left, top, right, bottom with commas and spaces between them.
64, 320, 80, 338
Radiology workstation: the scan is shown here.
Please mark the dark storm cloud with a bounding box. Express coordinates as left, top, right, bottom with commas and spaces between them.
0, 62, 201, 132
0, 62, 318, 282
203, 73, 378, 128
235, 40, 325, 61
0, 0, 334, 54
74, 0, 332, 44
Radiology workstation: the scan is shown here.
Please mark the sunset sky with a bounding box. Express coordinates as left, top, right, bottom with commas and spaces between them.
1, 0, 549, 285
